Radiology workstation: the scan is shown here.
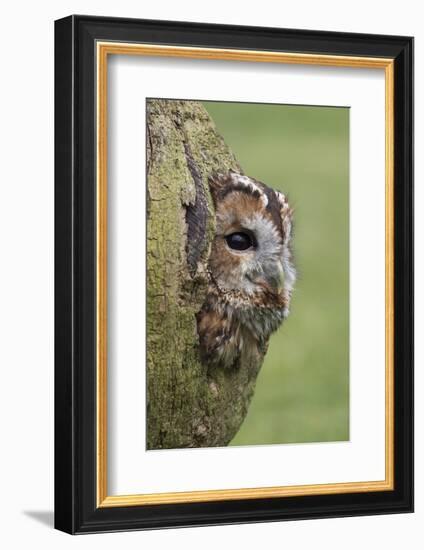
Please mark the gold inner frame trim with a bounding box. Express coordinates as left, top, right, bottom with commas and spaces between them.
96, 41, 395, 508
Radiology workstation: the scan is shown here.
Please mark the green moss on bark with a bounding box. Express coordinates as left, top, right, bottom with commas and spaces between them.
147, 99, 266, 449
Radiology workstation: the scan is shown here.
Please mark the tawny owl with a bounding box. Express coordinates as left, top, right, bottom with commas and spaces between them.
197, 170, 296, 369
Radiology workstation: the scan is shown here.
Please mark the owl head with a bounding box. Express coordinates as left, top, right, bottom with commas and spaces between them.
208, 170, 296, 317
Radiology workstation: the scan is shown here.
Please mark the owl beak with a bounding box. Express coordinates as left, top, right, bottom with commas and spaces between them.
250, 267, 285, 293
277, 268, 285, 291
273, 269, 285, 292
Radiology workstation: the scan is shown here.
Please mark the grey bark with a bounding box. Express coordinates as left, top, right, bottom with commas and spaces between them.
146, 99, 265, 449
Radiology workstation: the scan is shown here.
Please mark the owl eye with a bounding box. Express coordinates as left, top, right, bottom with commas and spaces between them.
225, 232, 255, 251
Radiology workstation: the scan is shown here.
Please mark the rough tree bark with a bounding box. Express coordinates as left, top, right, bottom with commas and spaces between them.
147, 99, 267, 449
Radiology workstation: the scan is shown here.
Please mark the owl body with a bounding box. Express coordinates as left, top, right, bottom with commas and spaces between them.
197, 171, 296, 369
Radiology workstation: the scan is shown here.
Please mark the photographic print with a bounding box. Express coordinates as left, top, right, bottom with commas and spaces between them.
55, 16, 413, 533
146, 98, 349, 450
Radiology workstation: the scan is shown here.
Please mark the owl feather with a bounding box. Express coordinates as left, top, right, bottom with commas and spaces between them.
197, 170, 296, 369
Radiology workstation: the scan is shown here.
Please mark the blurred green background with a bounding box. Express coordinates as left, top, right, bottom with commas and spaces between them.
203, 101, 350, 445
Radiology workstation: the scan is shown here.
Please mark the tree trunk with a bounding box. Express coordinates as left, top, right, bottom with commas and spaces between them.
147, 99, 266, 449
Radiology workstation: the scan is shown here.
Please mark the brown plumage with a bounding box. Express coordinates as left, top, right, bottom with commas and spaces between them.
197, 170, 296, 369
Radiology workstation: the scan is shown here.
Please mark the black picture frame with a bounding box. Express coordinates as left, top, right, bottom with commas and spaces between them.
55, 14, 414, 534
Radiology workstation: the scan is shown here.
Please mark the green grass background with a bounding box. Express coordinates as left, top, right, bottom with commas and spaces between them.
203, 101, 350, 445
